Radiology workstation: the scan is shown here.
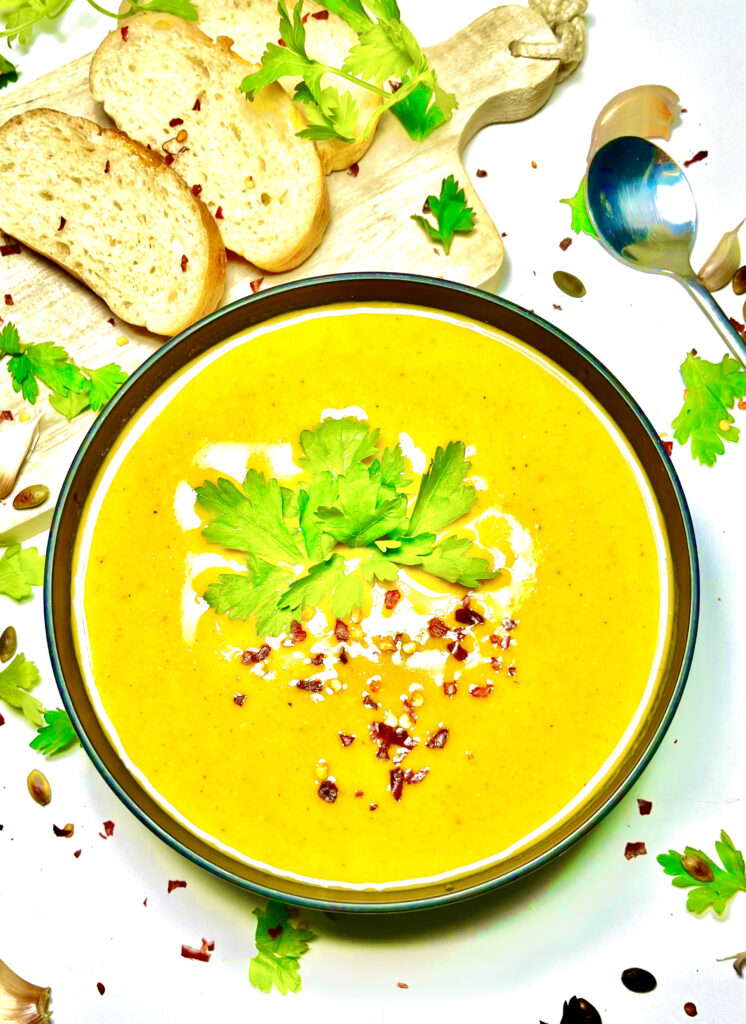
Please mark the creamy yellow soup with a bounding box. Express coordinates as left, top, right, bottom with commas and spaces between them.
74, 305, 669, 887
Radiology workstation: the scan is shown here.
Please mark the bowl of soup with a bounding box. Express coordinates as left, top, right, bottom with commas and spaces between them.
45, 274, 698, 911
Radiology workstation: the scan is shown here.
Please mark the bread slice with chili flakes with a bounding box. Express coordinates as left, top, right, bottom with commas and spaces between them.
90, 14, 330, 272
0, 108, 226, 336
193, 0, 382, 173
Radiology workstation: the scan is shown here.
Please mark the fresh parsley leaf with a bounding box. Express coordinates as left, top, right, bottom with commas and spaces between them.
382, 532, 434, 564
560, 176, 599, 238
294, 80, 359, 143
418, 535, 496, 587
371, 444, 411, 492
249, 900, 316, 995
390, 76, 449, 141
407, 440, 476, 535
412, 175, 475, 254
331, 568, 364, 619
320, 0, 372, 34
22, 342, 87, 397
672, 352, 746, 466
278, 553, 345, 614
343, 20, 418, 82
299, 417, 380, 477
30, 707, 78, 756
297, 471, 338, 562
315, 462, 407, 546
0, 543, 45, 601
196, 470, 304, 562
0, 52, 18, 89
0, 654, 44, 728
83, 363, 128, 411
204, 554, 295, 636
49, 388, 91, 421
658, 831, 746, 915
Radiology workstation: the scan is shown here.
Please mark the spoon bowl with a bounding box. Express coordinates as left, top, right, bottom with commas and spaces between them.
586, 136, 746, 364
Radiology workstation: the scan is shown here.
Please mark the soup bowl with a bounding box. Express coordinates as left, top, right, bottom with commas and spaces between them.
45, 273, 698, 912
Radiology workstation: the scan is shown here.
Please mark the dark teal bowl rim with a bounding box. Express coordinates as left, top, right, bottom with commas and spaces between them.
44, 273, 699, 913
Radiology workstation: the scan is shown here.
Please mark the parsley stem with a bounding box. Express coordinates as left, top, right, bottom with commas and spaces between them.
0, 0, 72, 35
84, 0, 121, 18
318, 63, 389, 99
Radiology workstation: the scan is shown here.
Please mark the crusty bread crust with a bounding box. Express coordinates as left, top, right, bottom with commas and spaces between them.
0, 108, 225, 336
193, 0, 382, 173
90, 14, 330, 272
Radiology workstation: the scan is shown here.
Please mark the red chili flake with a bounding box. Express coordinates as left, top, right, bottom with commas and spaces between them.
553, 303, 563, 310
165, 154, 174, 165
376, 744, 390, 761
170, 117, 184, 127
739, 400, 746, 411
729, 317, 745, 336
370, 802, 378, 811
684, 1003, 697, 1017
426, 728, 449, 749
168, 879, 187, 893
428, 617, 449, 638
104, 160, 111, 174
683, 149, 708, 167
74, 849, 81, 858
311, 8, 329, 17
681, 108, 688, 113
191, 184, 202, 197
624, 841, 647, 860
454, 606, 484, 626
507, 666, 517, 678
242, 644, 270, 664
180, 254, 188, 272
4, 294, 12, 306
559, 237, 572, 251
490, 634, 512, 650
100, 820, 115, 838
0, 410, 12, 421
250, 278, 264, 293
404, 767, 428, 785
233, 693, 246, 707
397, 982, 409, 989
318, 779, 338, 803
637, 798, 653, 815
334, 619, 350, 642
490, 657, 503, 672
278, 37, 286, 46
310, 652, 324, 666
476, 168, 487, 178
215, 205, 224, 219
339, 647, 349, 664
339, 733, 355, 747
443, 681, 458, 697
181, 939, 213, 962
363, 693, 379, 710
193, 98, 201, 111
446, 641, 467, 662
290, 620, 307, 644
0, 243, 21, 256
120, 25, 129, 40
390, 767, 405, 801
389, 79, 402, 92
301, 11, 309, 21
296, 679, 323, 693
354, 790, 364, 798
52, 823, 74, 837
97, 982, 105, 996
502, 618, 518, 631
422, 199, 431, 214
470, 683, 493, 698
384, 589, 401, 609
267, 924, 283, 939
371, 722, 415, 751
106, 317, 116, 326
348, 162, 360, 178
58, 216, 66, 231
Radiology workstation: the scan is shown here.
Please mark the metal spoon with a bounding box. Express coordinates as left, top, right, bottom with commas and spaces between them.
585, 135, 746, 365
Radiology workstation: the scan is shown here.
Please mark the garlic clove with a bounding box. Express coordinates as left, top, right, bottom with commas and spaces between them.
587, 85, 680, 164
697, 221, 744, 292
0, 415, 40, 501
0, 959, 51, 1024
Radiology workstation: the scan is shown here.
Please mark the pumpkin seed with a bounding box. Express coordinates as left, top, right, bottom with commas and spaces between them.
27, 769, 51, 806
621, 967, 657, 993
733, 266, 746, 295
553, 270, 586, 298
682, 852, 714, 881
0, 625, 17, 663
12, 484, 49, 510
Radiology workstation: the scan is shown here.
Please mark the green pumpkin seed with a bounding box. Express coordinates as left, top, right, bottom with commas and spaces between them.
27, 769, 51, 806
13, 484, 50, 510
733, 265, 746, 295
553, 270, 586, 298
0, 625, 17, 663
682, 852, 714, 882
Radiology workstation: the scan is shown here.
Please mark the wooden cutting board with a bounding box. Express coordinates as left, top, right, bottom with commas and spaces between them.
0, 4, 563, 542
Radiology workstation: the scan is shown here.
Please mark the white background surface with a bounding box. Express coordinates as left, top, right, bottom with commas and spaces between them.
2, 1, 746, 1021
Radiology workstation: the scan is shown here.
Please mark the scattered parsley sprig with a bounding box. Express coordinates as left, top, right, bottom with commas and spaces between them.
0, 542, 44, 601
658, 830, 746, 916
240, 0, 457, 144
0, 321, 127, 421
197, 417, 497, 636
249, 900, 316, 995
411, 174, 475, 254
560, 176, 598, 238
672, 351, 746, 466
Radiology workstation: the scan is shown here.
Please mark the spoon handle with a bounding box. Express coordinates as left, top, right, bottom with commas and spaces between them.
681, 276, 746, 367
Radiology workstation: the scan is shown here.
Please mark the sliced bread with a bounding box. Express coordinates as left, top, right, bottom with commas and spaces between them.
0, 108, 226, 336
90, 15, 330, 272
194, 0, 382, 173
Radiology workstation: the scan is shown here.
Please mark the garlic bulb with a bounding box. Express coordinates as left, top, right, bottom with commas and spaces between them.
0, 959, 51, 1024
0, 416, 40, 501
587, 85, 680, 164
697, 221, 744, 292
